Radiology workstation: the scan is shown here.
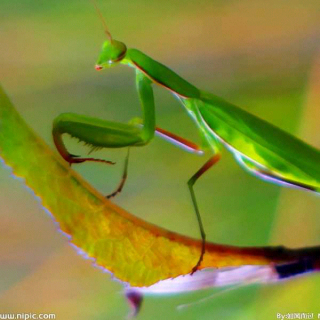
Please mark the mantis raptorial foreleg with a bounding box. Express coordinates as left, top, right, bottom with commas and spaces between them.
53, 71, 155, 157
52, 70, 156, 193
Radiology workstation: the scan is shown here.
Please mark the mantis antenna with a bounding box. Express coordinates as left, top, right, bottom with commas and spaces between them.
90, 0, 113, 42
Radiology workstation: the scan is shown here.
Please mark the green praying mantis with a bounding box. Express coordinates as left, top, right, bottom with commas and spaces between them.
52, 2, 320, 273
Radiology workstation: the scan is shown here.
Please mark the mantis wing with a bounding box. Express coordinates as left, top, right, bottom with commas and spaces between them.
197, 93, 320, 191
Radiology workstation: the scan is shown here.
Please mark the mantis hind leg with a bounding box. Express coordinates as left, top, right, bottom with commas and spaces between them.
188, 154, 221, 274
155, 126, 222, 273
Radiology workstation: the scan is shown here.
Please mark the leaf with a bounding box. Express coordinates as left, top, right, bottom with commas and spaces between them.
0, 84, 318, 287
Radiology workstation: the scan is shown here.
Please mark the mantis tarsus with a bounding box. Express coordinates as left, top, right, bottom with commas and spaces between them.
52, 4, 320, 273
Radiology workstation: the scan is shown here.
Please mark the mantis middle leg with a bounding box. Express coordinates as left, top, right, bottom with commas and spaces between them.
107, 127, 204, 199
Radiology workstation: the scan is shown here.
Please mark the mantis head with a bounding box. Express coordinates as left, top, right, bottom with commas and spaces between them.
91, 0, 126, 70
95, 39, 127, 70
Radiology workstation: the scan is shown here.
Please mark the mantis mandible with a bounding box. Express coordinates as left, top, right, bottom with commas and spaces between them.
52, 3, 320, 273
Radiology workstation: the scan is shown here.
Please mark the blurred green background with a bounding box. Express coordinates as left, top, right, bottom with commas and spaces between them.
1, 0, 320, 319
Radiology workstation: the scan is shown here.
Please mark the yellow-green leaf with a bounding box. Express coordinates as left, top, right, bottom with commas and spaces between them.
0, 85, 314, 287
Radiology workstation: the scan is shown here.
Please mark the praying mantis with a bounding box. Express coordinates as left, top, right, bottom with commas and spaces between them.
52, 2, 320, 273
